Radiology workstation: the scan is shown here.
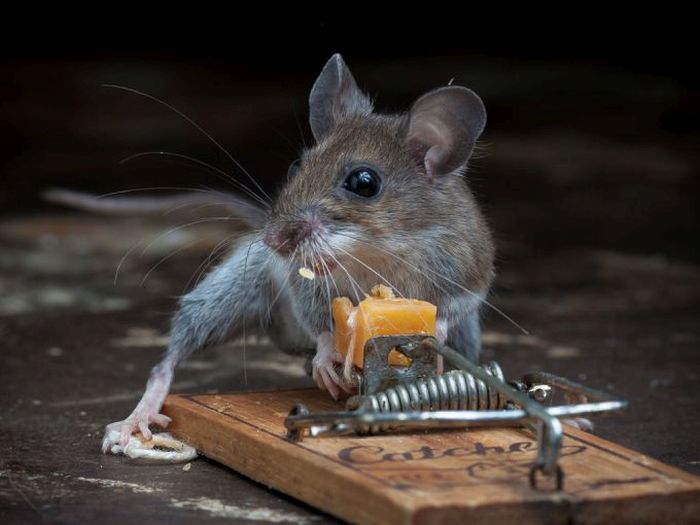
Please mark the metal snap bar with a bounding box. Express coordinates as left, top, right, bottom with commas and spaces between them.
284, 335, 627, 489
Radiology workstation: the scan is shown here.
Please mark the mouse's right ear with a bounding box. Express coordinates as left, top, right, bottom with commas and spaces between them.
309, 54, 373, 142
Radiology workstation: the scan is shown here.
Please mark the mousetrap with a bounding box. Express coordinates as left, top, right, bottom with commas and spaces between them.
162, 336, 700, 524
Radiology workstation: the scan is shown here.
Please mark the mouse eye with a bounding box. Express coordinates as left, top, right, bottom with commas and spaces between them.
342, 168, 381, 198
287, 159, 301, 179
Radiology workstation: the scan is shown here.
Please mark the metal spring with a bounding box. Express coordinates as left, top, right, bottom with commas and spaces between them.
348, 361, 507, 434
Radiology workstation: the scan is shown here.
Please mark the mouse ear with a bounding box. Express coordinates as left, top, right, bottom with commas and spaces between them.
404, 86, 486, 179
309, 54, 373, 142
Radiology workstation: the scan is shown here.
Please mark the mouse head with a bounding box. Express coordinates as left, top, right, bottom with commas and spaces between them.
264, 54, 487, 277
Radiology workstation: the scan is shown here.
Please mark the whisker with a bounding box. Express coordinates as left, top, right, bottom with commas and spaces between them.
331, 243, 407, 299
328, 241, 435, 333
312, 241, 336, 338
119, 151, 271, 210
315, 244, 340, 297
317, 239, 364, 304
115, 216, 246, 286
138, 217, 247, 258
161, 200, 233, 217
114, 237, 146, 286
184, 232, 242, 294
102, 84, 273, 204
303, 245, 318, 316
140, 239, 203, 287
335, 233, 452, 296
335, 232, 529, 335
265, 244, 295, 319
96, 186, 227, 199
310, 247, 327, 324
241, 236, 263, 387
324, 238, 422, 336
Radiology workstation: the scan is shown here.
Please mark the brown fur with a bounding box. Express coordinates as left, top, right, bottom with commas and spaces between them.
269, 111, 495, 313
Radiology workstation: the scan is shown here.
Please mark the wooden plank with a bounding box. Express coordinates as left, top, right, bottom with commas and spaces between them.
163, 390, 700, 525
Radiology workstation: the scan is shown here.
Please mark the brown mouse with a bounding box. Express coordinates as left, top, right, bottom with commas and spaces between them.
90, 54, 496, 454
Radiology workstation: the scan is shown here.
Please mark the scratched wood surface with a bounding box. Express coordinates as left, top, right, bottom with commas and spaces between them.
163, 390, 700, 525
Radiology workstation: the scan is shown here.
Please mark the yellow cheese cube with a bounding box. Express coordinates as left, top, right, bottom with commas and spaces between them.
332, 285, 437, 369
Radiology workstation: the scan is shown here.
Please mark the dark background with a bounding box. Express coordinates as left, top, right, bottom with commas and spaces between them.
2, 17, 698, 259
1, 15, 699, 523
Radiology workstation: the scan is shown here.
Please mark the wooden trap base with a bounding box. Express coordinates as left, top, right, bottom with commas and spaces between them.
163, 390, 700, 524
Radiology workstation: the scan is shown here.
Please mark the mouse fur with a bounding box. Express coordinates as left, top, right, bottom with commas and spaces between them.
100, 53, 495, 453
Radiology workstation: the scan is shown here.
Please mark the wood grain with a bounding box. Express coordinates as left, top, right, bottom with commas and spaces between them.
163, 390, 700, 524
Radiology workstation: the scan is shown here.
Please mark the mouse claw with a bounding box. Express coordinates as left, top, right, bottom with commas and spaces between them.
151, 413, 172, 427
102, 410, 172, 455
312, 344, 352, 400
317, 369, 340, 400
138, 421, 152, 441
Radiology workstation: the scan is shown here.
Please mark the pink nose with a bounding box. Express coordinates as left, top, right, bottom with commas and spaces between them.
264, 221, 313, 254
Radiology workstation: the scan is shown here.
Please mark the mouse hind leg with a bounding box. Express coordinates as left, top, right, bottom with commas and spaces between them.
102, 235, 274, 453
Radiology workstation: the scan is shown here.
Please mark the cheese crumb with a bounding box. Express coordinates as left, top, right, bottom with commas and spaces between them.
370, 284, 396, 300
298, 267, 315, 280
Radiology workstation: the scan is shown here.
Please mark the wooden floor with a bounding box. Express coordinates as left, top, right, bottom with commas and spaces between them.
0, 56, 698, 523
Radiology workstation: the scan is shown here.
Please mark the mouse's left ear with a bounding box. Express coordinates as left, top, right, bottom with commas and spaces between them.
309, 54, 373, 142
404, 86, 486, 179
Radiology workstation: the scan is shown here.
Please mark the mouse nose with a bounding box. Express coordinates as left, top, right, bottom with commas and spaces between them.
264, 220, 314, 254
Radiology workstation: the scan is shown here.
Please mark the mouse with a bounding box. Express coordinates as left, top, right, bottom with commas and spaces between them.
57, 54, 496, 453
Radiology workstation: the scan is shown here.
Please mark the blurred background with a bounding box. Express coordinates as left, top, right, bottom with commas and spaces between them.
2, 17, 697, 258
1, 14, 699, 523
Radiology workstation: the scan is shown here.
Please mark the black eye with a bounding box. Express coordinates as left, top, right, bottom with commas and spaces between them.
287, 159, 301, 179
342, 168, 380, 198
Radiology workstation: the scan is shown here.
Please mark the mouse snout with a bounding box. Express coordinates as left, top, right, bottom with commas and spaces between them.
264, 212, 321, 255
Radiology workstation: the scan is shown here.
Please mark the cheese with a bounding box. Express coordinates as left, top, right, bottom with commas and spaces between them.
332, 285, 437, 369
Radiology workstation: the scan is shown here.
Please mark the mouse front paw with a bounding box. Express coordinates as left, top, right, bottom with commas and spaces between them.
312, 333, 353, 400
101, 410, 172, 454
